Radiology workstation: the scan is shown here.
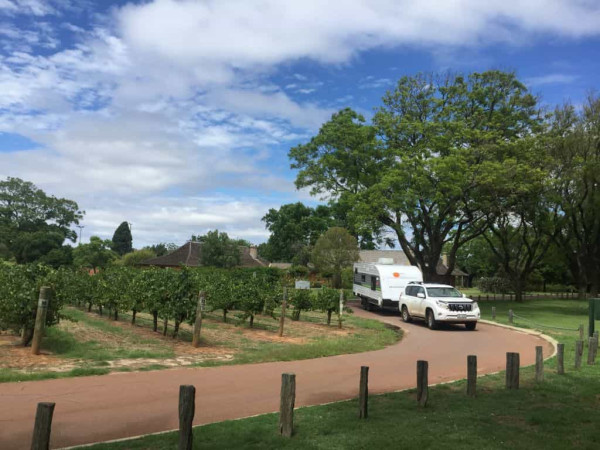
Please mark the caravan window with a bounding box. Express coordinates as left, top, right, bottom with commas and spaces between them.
371, 276, 380, 291
361, 274, 366, 282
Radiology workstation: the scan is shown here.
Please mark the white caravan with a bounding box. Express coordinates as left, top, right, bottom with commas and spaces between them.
353, 259, 423, 310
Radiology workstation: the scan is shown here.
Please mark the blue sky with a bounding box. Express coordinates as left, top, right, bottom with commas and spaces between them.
1, 0, 599, 248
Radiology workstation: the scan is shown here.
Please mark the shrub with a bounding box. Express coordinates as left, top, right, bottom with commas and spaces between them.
289, 289, 312, 320
476, 277, 513, 294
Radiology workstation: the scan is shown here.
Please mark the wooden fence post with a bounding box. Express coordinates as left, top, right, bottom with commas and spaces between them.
575, 340, 583, 369
491, 307, 496, 320
535, 346, 543, 382
359, 366, 369, 419
192, 292, 205, 348
579, 324, 584, 342
31, 287, 51, 355
557, 343, 565, 374
505, 352, 520, 389
31, 402, 55, 450
338, 290, 344, 329
588, 337, 598, 365
279, 373, 296, 437
467, 355, 477, 397
417, 360, 429, 407
279, 288, 287, 338
508, 309, 514, 324
178, 385, 195, 450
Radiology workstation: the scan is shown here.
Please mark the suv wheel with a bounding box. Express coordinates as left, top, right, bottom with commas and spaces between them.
426, 309, 437, 330
465, 322, 477, 331
402, 305, 412, 323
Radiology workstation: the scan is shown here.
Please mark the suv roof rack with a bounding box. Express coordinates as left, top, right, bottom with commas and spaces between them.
407, 281, 423, 285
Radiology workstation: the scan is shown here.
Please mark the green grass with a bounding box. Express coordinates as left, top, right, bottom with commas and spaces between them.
0, 366, 110, 383
84, 298, 600, 449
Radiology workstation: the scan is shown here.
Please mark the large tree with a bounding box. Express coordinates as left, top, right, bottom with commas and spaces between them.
73, 236, 117, 271
548, 96, 600, 296
0, 177, 83, 263
290, 71, 542, 281
111, 221, 133, 256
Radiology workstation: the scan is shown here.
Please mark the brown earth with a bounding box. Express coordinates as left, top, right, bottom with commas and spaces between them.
0, 305, 554, 449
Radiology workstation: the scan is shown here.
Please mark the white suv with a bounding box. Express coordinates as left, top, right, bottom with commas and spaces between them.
399, 282, 480, 330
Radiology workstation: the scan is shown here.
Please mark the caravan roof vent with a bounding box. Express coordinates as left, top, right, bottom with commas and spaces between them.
377, 258, 395, 265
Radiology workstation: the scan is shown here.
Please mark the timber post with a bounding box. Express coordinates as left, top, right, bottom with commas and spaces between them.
575, 340, 583, 369
31, 287, 51, 355
359, 366, 369, 419
491, 307, 496, 320
279, 288, 287, 337
178, 385, 195, 450
467, 355, 477, 397
31, 402, 55, 450
508, 309, 514, 324
417, 360, 429, 407
588, 337, 598, 365
535, 346, 543, 382
192, 291, 206, 348
279, 373, 296, 437
505, 352, 520, 389
557, 343, 565, 374
338, 290, 344, 329
579, 324, 584, 341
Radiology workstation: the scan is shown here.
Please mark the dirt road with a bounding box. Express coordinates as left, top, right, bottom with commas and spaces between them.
0, 307, 554, 449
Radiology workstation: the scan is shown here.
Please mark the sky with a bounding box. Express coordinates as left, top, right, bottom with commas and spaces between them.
1, 0, 599, 249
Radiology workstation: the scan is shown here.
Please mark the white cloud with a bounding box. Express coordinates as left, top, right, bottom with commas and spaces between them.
524, 73, 579, 86
2, 0, 600, 246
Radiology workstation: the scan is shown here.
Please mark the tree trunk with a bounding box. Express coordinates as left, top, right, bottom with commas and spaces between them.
152, 310, 158, 332
223, 309, 228, 323
332, 272, 342, 289
163, 318, 168, 336
87, 302, 92, 312
327, 310, 332, 325
173, 320, 180, 338
250, 315, 254, 328
21, 326, 34, 347
591, 279, 599, 297
113, 309, 118, 321
131, 310, 136, 325
514, 278, 525, 303
99, 305, 103, 316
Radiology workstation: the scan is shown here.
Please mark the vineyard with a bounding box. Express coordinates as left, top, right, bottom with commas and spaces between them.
0, 263, 399, 381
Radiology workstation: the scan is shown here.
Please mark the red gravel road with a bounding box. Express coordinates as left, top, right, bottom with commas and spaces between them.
0, 306, 554, 449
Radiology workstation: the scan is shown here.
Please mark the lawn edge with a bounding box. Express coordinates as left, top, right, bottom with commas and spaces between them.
479, 319, 559, 358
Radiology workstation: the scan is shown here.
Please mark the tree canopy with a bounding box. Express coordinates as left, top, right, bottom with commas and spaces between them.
198, 230, 241, 268
111, 221, 133, 256
290, 71, 542, 282
311, 227, 359, 288
0, 177, 83, 264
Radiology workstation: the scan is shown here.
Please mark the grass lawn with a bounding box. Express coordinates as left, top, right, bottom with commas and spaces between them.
0, 305, 399, 383
85, 298, 600, 449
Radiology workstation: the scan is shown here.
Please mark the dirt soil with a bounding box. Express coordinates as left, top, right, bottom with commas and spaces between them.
0, 308, 354, 374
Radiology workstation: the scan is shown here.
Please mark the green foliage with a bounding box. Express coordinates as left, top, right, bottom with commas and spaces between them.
291, 71, 542, 281
289, 289, 312, 320
144, 242, 177, 257
198, 229, 241, 268
73, 236, 117, 270
0, 177, 83, 265
311, 227, 359, 289
0, 264, 62, 340
476, 277, 512, 294
111, 222, 133, 256
120, 249, 156, 266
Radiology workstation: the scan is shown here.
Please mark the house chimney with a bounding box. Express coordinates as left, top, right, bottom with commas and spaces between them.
249, 246, 258, 260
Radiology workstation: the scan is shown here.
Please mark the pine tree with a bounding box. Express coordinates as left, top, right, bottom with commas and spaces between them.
111, 221, 132, 256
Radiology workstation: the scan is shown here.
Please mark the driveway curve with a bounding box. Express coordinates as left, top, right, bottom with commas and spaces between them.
0, 305, 554, 449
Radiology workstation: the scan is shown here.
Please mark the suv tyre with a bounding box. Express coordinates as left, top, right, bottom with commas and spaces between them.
465, 322, 477, 331
426, 309, 437, 330
402, 305, 412, 323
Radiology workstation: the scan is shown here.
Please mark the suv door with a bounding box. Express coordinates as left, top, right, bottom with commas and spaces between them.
414, 286, 427, 317
404, 286, 417, 315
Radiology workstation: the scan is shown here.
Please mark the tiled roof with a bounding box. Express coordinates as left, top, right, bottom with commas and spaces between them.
139, 242, 269, 268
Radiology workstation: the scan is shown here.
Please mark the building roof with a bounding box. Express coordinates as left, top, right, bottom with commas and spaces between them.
139, 242, 269, 268
358, 250, 468, 276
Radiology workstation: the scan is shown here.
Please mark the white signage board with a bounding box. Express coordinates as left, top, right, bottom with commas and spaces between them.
295, 280, 311, 290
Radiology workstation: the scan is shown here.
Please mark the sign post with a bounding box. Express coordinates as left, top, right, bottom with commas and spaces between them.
589, 299, 600, 337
